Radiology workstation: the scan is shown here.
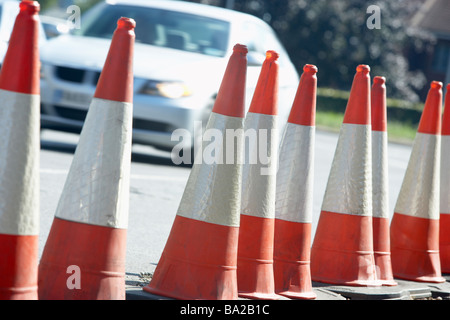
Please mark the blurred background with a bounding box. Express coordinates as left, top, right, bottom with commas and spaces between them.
36, 0, 450, 143
37, 0, 450, 104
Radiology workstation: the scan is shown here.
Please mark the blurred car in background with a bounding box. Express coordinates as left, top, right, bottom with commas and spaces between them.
40, 15, 71, 38
40, 0, 299, 153
0, 0, 46, 63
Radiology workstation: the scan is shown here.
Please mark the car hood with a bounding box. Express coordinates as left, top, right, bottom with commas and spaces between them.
41, 35, 228, 91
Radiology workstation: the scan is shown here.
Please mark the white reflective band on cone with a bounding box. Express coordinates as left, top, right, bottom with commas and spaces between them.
441, 135, 450, 215
372, 130, 389, 219
55, 97, 132, 229
321, 123, 372, 216
275, 123, 314, 223
241, 112, 278, 219
395, 132, 440, 220
177, 112, 244, 227
0, 89, 40, 236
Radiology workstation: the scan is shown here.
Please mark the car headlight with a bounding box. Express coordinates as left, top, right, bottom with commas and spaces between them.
139, 80, 192, 99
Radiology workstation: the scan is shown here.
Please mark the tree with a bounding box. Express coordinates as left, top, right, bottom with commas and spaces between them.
38, 0, 103, 13
187, 0, 435, 102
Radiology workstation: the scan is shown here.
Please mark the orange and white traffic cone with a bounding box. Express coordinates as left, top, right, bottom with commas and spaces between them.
38, 17, 135, 300
441, 84, 450, 274
310, 65, 380, 287
273, 64, 318, 299
371, 76, 397, 286
390, 81, 445, 283
237, 50, 281, 300
0, 0, 41, 300
143, 44, 248, 300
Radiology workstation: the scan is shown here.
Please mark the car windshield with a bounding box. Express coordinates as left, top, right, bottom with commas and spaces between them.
76, 3, 230, 57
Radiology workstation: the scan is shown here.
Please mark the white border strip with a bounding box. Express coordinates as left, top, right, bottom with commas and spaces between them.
177, 112, 244, 227
275, 123, 315, 223
395, 132, 440, 219
0, 89, 40, 236
55, 97, 132, 229
372, 130, 389, 219
240, 112, 278, 219
321, 123, 372, 216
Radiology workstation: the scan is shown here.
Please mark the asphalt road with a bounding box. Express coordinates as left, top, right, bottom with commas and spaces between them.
38, 128, 411, 278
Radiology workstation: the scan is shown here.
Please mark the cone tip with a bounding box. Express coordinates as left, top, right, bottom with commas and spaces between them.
117, 17, 136, 30
343, 65, 371, 125
303, 64, 318, 74
211, 43, 247, 118
287, 64, 317, 126
266, 50, 279, 61
431, 81, 443, 90
94, 17, 135, 102
233, 43, 248, 54
20, 0, 40, 14
371, 76, 387, 132
418, 80, 443, 135
357, 64, 370, 74
373, 76, 386, 85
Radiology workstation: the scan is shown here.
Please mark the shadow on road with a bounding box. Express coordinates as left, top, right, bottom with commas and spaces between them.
40, 138, 192, 169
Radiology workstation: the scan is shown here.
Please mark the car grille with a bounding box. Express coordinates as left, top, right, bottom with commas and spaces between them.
55, 66, 101, 85
133, 118, 175, 133
55, 106, 87, 121
54, 106, 175, 133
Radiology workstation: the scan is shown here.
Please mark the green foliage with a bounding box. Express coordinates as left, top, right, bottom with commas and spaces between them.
316, 86, 423, 130
188, 0, 436, 103
38, 0, 102, 13
37, 0, 58, 11
316, 109, 418, 145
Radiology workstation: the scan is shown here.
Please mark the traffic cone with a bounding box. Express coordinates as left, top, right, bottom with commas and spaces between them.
237, 50, 280, 300
38, 17, 135, 299
441, 84, 450, 274
143, 44, 248, 300
310, 65, 380, 286
0, 0, 40, 300
273, 64, 317, 299
390, 81, 445, 283
371, 76, 397, 286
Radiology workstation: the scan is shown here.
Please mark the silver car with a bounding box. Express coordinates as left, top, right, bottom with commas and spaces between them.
40, 0, 299, 152
0, 0, 46, 62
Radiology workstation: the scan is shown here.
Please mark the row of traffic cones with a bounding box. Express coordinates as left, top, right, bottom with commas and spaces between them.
2, 0, 450, 301
0, 1, 136, 299
144, 42, 450, 299
143, 45, 310, 300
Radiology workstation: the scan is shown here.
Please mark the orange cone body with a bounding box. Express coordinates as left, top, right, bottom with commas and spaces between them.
143, 44, 248, 300
0, 0, 41, 300
38, 17, 135, 299
273, 64, 317, 299
390, 81, 445, 283
310, 65, 380, 286
371, 77, 397, 286
441, 84, 450, 273
237, 51, 281, 300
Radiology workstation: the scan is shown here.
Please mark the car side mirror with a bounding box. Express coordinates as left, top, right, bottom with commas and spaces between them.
247, 51, 265, 66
